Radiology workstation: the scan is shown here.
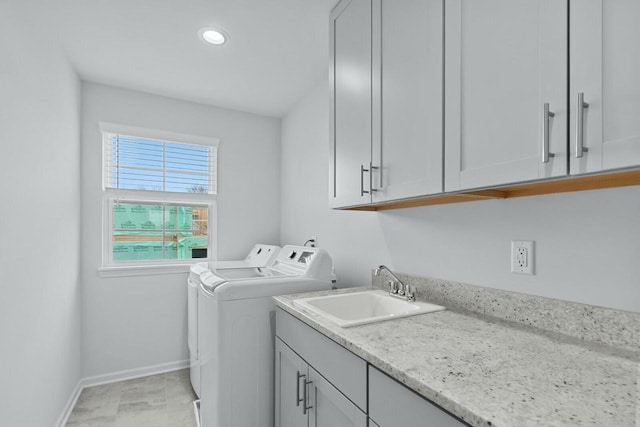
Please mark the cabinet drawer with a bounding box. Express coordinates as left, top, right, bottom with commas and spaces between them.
276, 308, 367, 411
369, 366, 467, 427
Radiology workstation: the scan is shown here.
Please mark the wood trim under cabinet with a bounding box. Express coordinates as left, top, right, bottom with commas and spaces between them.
339, 168, 640, 211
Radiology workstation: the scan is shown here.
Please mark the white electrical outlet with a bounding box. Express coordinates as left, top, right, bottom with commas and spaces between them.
511, 240, 534, 275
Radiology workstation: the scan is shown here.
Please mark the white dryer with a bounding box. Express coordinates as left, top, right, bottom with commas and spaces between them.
198, 245, 335, 427
188, 244, 280, 397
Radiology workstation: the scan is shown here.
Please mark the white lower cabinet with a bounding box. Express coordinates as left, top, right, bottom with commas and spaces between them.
275, 309, 466, 427
275, 339, 367, 427
308, 366, 367, 427
275, 339, 308, 427
369, 366, 467, 427
275, 309, 367, 427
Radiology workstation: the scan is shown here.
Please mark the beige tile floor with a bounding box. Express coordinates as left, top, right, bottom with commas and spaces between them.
66, 369, 198, 427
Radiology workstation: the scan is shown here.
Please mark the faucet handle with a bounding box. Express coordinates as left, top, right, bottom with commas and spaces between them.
388, 280, 398, 294
397, 282, 405, 296
406, 285, 415, 301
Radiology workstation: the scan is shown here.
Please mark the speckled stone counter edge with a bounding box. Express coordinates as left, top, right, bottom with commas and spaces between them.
373, 273, 640, 353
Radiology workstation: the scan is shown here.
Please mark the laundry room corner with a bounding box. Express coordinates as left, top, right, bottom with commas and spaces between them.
79, 82, 282, 380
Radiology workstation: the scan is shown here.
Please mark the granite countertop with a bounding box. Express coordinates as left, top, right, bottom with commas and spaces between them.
275, 287, 639, 427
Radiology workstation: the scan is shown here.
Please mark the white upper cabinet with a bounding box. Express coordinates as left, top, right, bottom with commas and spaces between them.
331, 0, 640, 210
570, 0, 640, 174
330, 0, 373, 208
444, 0, 568, 192
372, 0, 444, 202
330, 0, 444, 208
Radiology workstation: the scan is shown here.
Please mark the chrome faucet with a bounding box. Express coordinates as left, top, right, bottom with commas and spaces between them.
374, 265, 415, 301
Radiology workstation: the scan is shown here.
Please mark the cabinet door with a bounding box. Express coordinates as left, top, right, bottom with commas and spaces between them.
444, 0, 567, 191
330, 0, 373, 208
369, 367, 466, 427
372, 0, 444, 202
308, 367, 367, 427
275, 338, 309, 427
570, 0, 640, 174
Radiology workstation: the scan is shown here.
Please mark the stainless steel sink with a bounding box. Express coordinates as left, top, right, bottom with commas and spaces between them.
293, 290, 445, 327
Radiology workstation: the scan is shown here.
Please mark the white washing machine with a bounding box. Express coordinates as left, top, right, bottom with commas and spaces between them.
188, 244, 280, 397
198, 245, 335, 427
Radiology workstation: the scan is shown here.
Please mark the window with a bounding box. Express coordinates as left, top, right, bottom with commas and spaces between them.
110, 202, 209, 262
100, 123, 218, 271
103, 132, 216, 194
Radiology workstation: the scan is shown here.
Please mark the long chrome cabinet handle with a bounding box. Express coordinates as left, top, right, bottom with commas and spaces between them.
542, 103, 555, 163
303, 379, 313, 415
576, 92, 589, 158
360, 164, 369, 196
360, 163, 379, 196
369, 162, 379, 194
296, 371, 304, 407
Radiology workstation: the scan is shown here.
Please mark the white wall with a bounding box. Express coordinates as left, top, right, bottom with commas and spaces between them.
0, 2, 82, 425
281, 81, 640, 313
280, 83, 391, 285
81, 83, 281, 377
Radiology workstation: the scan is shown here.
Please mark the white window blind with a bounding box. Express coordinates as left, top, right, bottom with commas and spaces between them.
103, 132, 217, 194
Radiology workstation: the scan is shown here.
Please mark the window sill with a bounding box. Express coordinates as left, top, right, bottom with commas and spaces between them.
98, 262, 207, 278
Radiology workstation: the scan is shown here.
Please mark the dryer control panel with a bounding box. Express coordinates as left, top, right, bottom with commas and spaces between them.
245, 244, 281, 265
272, 245, 335, 281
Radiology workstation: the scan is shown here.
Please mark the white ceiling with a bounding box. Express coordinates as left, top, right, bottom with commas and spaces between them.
48, 0, 338, 117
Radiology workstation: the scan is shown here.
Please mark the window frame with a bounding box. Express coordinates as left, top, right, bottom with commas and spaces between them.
98, 123, 218, 276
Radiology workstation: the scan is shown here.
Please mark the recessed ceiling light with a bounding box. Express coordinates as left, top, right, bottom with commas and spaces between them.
199, 28, 227, 45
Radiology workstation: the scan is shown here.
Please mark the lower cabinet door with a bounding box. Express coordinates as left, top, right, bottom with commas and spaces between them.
275, 338, 309, 427
369, 366, 467, 427
308, 367, 367, 427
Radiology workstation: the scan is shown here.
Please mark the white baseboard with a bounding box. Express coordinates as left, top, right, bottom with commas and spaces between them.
81, 359, 190, 388
56, 359, 189, 427
55, 380, 84, 427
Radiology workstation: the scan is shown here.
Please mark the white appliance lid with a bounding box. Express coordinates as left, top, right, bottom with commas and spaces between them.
199, 268, 291, 293
208, 243, 280, 271
213, 277, 330, 301
213, 267, 287, 280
